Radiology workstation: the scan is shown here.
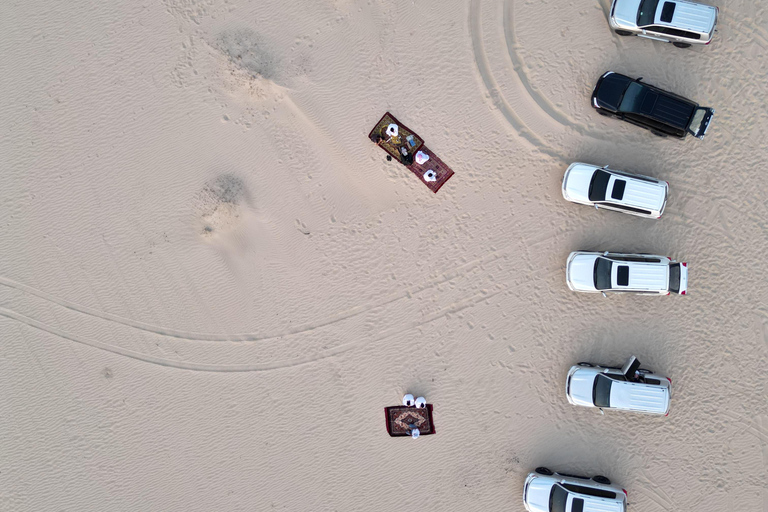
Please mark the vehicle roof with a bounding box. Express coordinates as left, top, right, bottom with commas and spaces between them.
610, 380, 670, 413
606, 174, 665, 211
611, 260, 669, 290
612, 0, 642, 28
571, 493, 625, 512
630, 85, 695, 129
653, 0, 717, 34
594, 72, 632, 111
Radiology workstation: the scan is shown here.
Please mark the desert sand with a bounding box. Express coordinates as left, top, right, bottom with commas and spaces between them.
1, 0, 766, 510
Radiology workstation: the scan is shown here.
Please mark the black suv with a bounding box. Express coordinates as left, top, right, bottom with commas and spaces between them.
592, 71, 714, 139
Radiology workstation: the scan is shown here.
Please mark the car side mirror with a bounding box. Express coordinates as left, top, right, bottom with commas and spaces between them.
637, 77, 643, 81
598, 408, 605, 415
601, 291, 607, 298
603, 251, 609, 256
594, 204, 599, 210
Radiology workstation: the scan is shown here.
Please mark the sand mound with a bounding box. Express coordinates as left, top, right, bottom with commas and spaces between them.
216, 29, 278, 82
194, 174, 249, 239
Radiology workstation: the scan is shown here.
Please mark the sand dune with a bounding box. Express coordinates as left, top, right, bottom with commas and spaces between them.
1, 0, 766, 510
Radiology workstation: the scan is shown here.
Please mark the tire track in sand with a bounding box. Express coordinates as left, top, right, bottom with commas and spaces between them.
469, 0, 567, 161
0, 285, 506, 372
0, 250, 503, 343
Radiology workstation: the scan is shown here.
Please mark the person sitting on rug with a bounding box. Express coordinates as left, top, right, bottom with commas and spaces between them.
410, 428, 420, 439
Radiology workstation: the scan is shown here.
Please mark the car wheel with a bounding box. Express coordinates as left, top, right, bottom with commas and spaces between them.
535, 467, 554, 476
673, 42, 691, 48
592, 475, 611, 485
577, 362, 594, 367
596, 109, 612, 117
614, 30, 633, 36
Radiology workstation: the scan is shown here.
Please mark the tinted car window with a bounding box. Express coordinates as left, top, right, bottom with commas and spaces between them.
619, 82, 644, 113
616, 266, 629, 286
571, 497, 584, 512
593, 374, 613, 408
594, 257, 613, 290
550, 485, 569, 512
589, 170, 611, 202
637, 0, 660, 26
563, 483, 617, 500
611, 179, 626, 200
669, 263, 681, 293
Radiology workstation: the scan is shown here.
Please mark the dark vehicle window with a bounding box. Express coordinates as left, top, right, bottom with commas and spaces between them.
637, 0, 660, 26
556, 473, 590, 480
550, 485, 569, 512
601, 203, 652, 215
611, 180, 626, 200
669, 263, 681, 293
619, 82, 644, 113
660, 2, 675, 22
571, 497, 584, 512
593, 374, 613, 407
562, 483, 617, 500
594, 257, 613, 290
616, 266, 629, 286
588, 170, 611, 202
649, 25, 701, 39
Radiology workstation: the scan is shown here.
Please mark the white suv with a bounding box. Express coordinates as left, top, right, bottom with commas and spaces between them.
562, 163, 668, 219
566, 356, 672, 415
524, 468, 627, 512
566, 251, 688, 295
609, 0, 718, 48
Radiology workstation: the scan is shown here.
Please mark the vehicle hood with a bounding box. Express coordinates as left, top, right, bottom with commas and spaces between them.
568, 368, 598, 407
656, 0, 717, 34
593, 72, 632, 111
612, 0, 641, 28
610, 381, 670, 414
567, 253, 599, 292
524, 475, 555, 512
563, 163, 598, 203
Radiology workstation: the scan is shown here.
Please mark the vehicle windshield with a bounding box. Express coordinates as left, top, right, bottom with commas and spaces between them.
549, 484, 569, 512
588, 170, 611, 202
669, 263, 680, 293
688, 108, 707, 136
637, 0, 660, 26
593, 257, 613, 290
619, 82, 644, 113
593, 374, 613, 408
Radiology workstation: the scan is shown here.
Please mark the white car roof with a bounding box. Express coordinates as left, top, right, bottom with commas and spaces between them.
610, 380, 670, 413
606, 174, 665, 212
611, 261, 669, 291
654, 0, 717, 34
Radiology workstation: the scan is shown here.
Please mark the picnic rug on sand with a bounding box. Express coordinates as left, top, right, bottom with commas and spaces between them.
369, 112, 454, 193
384, 405, 436, 437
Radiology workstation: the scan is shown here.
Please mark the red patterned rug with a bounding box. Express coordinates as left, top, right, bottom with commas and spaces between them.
384, 405, 436, 437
